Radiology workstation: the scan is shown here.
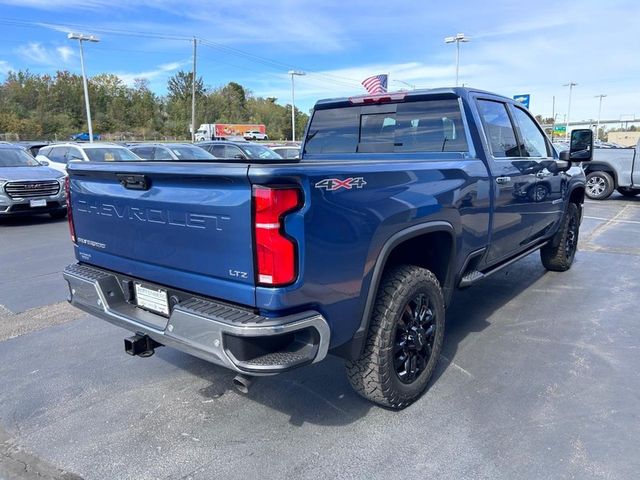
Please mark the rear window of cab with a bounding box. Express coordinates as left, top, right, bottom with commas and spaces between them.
304, 99, 468, 155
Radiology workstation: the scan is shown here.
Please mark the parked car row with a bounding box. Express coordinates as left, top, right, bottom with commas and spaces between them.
33, 141, 300, 167
36, 143, 140, 174
1, 139, 301, 220
0, 136, 297, 222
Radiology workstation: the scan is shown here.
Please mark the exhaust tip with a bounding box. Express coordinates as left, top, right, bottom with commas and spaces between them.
232, 374, 252, 394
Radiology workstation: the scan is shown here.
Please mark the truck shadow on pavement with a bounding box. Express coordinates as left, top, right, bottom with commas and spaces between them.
0, 214, 67, 227
155, 346, 370, 426
433, 255, 547, 385
155, 255, 548, 426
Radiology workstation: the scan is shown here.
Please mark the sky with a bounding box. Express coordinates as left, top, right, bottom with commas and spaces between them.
0, 0, 639, 125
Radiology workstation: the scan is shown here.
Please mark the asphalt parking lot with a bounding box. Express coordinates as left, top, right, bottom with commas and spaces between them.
1, 194, 639, 480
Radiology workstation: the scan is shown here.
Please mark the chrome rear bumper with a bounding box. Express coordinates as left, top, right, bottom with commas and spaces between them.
63, 263, 330, 375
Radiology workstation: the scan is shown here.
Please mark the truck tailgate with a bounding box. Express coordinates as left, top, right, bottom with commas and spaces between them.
68, 162, 255, 306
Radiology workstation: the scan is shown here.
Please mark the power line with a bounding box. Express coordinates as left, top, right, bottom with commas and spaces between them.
198, 39, 361, 89
0, 16, 367, 91
198, 38, 361, 88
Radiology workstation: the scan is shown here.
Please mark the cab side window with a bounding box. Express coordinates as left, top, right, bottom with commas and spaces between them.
207, 145, 226, 157
131, 147, 154, 160
512, 107, 550, 158
67, 147, 84, 161
477, 100, 520, 157
48, 147, 69, 164
225, 146, 245, 158
38, 146, 52, 157
154, 147, 173, 160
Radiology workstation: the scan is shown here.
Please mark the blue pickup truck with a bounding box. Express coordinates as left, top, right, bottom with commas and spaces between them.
63, 88, 593, 409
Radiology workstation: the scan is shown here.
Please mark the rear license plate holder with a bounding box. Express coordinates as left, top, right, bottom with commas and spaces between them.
134, 283, 169, 316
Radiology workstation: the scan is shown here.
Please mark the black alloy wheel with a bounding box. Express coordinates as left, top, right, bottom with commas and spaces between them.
564, 213, 578, 263
394, 293, 437, 384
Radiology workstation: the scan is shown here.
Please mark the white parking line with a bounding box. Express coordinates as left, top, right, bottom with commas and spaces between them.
586, 200, 640, 208
584, 215, 640, 225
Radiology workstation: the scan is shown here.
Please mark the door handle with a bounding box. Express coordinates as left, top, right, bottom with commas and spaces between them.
495, 176, 511, 184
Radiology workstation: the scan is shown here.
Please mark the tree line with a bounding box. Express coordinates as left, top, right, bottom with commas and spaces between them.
0, 70, 309, 141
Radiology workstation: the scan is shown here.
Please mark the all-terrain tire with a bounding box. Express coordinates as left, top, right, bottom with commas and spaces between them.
585, 171, 614, 200
345, 265, 445, 409
540, 203, 580, 271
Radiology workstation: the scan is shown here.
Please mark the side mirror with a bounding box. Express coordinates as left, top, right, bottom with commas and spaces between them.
233, 154, 245, 160
560, 128, 593, 162
38, 159, 49, 166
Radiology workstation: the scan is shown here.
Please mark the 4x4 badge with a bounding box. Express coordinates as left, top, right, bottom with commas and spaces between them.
315, 177, 367, 191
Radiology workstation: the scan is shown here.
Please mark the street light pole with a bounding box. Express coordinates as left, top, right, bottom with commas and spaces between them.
68, 32, 99, 144
594, 94, 607, 142
288, 70, 305, 142
191, 37, 197, 142
444, 33, 470, 87
563, 82, 577, 141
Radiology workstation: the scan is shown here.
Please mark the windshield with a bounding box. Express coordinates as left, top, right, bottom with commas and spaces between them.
0, 148, 41, 167
239, 144, 282, 160
170, 147, 216, 160
84, 148, 140, 162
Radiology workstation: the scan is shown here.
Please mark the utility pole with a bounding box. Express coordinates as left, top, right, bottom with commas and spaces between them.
594, 94, 606, 142
191, 37, 197, 142
288, 70, 305, 142
68, 32, 99, 143
563, 82, 577, 141
444, 33, 470, 87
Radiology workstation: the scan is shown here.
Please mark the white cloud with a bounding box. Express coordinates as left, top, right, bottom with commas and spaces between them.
15, 42, 75, 66
56, 46, 75, 62
0, 0, 111, 9
14, 1, 349, 54
472, 17, 571, 39
0, 60, 14, 75
116, 60, 188, 86
253, 61, 487, 110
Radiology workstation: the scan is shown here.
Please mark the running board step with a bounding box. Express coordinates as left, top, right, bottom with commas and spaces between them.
459, 270, 485, 288
458, 240, 548, 289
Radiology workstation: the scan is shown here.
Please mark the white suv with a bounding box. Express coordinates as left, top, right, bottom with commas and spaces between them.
243, 130, 268, 141
36, 143, 141, 174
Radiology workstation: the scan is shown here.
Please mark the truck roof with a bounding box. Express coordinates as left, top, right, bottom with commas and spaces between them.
313, 87, 513, 109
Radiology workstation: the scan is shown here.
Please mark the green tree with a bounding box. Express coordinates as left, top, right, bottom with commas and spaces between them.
166, 71, 205, 136
0, 68, 308, 141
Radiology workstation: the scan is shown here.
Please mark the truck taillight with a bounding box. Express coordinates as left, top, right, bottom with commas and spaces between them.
65, 176, 76, 243
253, 186, 302, 287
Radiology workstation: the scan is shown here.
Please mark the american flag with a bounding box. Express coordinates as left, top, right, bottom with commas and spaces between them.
361, 74, 388, 94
